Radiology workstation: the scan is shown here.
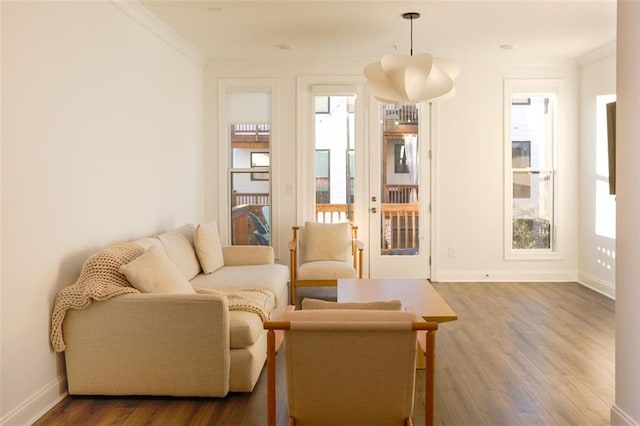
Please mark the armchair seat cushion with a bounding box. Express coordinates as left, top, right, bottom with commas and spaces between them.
297, 260, 357, 281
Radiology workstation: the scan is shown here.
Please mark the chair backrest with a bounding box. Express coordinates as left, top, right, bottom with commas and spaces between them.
294, 222, 357, 267
282, 309, 420, 426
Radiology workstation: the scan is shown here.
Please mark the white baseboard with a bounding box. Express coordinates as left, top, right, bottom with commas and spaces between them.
577, 271, 615, 299
433, 268, 577, 283
611, 404, 639, 426
1, 376, 67, 426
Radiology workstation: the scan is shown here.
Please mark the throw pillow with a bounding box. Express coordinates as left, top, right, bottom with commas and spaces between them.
301, 298, 403, 311
155, 225, 201, 280
194, 220, 225, 274
119, 246, 195, 294
303, 221, 351, 262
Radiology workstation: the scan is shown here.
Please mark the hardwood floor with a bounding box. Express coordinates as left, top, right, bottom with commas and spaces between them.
35, 282, 614, 425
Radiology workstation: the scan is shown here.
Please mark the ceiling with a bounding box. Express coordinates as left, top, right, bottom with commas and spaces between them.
140, 1, 617, 64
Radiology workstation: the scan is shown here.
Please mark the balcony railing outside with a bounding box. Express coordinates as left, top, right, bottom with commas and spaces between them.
315, 203, 419, 253
230, 189, 420, 252
385, 184, 418, 203
316, 204, 353, 224
232, 192, 270, 207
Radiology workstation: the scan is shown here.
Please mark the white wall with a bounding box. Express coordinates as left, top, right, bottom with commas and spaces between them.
577, 43, 617, 299
613, 2, 640, 425
436, 65, 579, 281
205, 57, 580, 282
1, 2, 204, 424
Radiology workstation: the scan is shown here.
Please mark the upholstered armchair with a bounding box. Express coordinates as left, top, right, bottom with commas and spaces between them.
264, 309, 438, 425
288, 222, 364, 304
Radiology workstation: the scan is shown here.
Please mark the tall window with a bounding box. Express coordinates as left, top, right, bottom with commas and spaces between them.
226, 93, 271, 246
505, 81, 558, 255
314, 95, 355, 223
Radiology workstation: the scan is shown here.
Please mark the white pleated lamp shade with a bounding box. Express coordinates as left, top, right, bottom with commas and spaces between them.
364, 53, 460, 104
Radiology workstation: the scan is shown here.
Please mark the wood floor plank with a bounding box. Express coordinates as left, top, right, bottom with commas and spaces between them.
33, 282, 614, 425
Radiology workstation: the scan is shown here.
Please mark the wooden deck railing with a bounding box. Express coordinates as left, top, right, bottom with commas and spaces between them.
381, 203, 419, 252
384, 185, 418, 203
315, 204, 354, 223
231, 124, 270, 142
315, 203, 420, 252
232, 192, 270, 207
231, 195, 419, 251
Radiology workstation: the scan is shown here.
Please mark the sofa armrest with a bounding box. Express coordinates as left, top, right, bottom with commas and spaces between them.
222, 245, 274, 266
63, 293, 231, 397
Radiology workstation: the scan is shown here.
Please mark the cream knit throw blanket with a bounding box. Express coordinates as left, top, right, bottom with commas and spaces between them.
194, 287, 274, 322
51, 243, 143, 352
51, 243, 275, 353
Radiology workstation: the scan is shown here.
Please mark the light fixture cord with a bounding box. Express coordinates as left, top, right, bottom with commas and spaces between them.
410, 16, 414, 56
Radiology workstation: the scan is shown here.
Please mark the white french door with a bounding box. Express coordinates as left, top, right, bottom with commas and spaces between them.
367, 99, 431, 278
297, 79, 431, 279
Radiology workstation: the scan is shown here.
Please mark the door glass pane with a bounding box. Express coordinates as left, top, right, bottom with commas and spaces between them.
228, 121, 270, 246
512, 171, 552, 249
315, 149, 330, 204
314, 95, 355, 223
511, 95, 555, 250
380, 103, 420, 256
230, 170, 270, 245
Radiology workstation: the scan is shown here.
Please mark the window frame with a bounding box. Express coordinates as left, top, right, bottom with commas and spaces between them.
503, 79, 561, 260
218, 79, 278, 254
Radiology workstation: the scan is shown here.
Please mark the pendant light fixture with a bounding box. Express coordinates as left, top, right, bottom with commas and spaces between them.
364, 12, 460, 104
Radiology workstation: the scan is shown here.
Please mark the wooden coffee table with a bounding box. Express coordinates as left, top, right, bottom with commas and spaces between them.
337, 278, 457, 323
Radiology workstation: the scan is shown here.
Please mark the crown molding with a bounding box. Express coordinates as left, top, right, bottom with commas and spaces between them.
577, 41, 617, 67
110, 1, 206, 67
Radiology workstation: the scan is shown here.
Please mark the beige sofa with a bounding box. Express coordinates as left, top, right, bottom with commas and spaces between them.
61, 222, 289, 397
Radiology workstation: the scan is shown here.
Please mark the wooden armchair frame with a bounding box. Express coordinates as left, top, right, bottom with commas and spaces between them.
264, 319, 438, 426
288, 224, 364, 303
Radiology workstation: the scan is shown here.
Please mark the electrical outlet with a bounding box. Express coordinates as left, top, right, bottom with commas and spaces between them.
448, 247, 456, 257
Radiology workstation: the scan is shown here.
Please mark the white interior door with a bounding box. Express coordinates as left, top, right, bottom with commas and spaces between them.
367, 99, 431, 278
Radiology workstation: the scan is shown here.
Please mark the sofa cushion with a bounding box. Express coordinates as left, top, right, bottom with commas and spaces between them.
119, 246, 195, 294
303, 222, 351, 262
301, 298, 403, 311
194, 221, 224, 274
190, 263, 289, 310
131, 237, 165, 252
156, 224, 201, 280
221, 246, 274, 266
229, 311, 264, 349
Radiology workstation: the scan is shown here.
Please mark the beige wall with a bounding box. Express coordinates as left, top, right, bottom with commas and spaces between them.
433, 63, 580, 281
613, 1, 640, 424
1, 2, 204, 423
578, 44, 617, 298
